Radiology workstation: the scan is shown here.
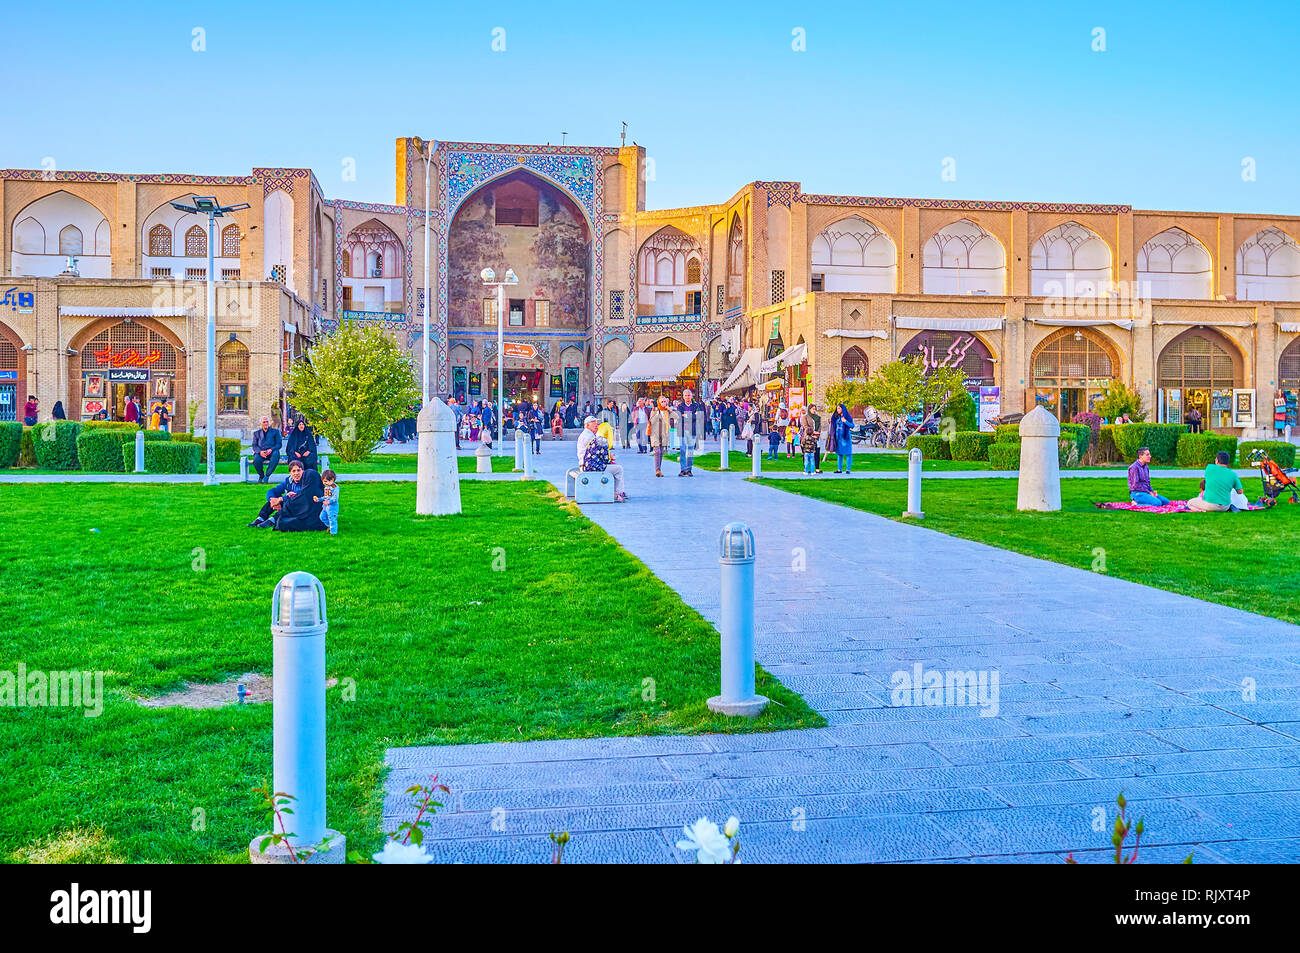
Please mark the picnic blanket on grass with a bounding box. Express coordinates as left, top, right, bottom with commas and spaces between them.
1093, 499, 1265, 513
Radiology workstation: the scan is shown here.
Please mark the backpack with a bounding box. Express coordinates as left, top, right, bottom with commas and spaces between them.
581, 437, 610, 472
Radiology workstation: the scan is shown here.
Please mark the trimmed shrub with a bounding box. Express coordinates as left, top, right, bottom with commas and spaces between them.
905, 434, 950, 460
18, 427, 36, 467
1238, 440, 1297, 469
1112, 423, 1185, 464
994, 424, 1021, 445
1098, 424, 1118, 462
1059, 438, 1080, 468
988, 442, 1021, 470
123, 441, 201, 474
950, 430, 994, 462
0, 421, 22, 468
1058, 423, 1090, 465
943, 389, 979, 433
75, 431, 130, 472
171, 432, 241, 462
1176, 433, 1239, 468
31, 420, 82, 470
1071, 411, 1101, 459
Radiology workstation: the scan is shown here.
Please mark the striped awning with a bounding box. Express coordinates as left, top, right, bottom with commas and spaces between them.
760, 341, 808, 374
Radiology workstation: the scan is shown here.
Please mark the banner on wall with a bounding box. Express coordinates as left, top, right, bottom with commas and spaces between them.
469, 372, 482, 396
550, 374, 563, 398
564, 367, 579, 398
788, 386, 805, 410
978, 386, 1001, 432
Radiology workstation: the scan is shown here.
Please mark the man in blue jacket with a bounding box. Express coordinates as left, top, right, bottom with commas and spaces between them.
251, 416, 282, 483
248, 461, 307, 527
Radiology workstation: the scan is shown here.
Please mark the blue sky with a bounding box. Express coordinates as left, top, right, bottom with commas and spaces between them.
3, 0, 1297, 213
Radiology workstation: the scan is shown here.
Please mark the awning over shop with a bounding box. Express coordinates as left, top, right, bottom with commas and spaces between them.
824, 328, 888, 339
1279, 322, 1300, 333
58, 307, 190, 318
1027, 316, 1135, 331
760, 341, 808, 374
606, 349, 699, 384
893, 316, 1004, 332
718, 347, 763, 394
1152, 319, 1253, 327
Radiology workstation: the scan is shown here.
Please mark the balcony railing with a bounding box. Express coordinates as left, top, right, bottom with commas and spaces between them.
635, 312, 701, 326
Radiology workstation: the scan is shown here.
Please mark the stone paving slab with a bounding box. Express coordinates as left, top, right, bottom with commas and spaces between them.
365, 440, 1300, 862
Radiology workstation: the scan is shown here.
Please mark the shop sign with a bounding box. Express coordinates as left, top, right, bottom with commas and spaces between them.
502, 342, 537, 360
911, 334, 975, 372
0, 370, 16, 381
550, 374, 563, 398
108, 369, 150, 382
93, 346, 162, 368
1, 288, 34, 313
788, 386, 805, 410
978, 386, 1001, 432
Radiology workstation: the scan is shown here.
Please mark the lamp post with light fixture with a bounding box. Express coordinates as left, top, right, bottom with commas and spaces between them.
169, 196, 250, 485
480, 266, 518, 454
413, 139, 437, 404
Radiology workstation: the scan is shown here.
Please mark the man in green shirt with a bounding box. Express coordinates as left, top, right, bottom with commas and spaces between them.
1188, 450, 1243, 512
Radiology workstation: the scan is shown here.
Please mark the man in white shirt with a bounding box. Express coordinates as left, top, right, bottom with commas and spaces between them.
577, 416, 627, 501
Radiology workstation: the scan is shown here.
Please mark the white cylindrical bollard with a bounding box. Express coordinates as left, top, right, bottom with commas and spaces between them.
134, 431, 145, 473
522, 427, 534, 480
240, 454, 250, 482
903, 446, 924, 518
513, 428, 524, 471
417, 400, 463, 516
720, 425, 730, 470
751, 437, 762, 477
708, 523, 768, 716
1016, 406, 1062, 511
248, 572, 345, 864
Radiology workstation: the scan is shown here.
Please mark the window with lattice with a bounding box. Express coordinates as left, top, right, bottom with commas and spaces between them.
771, 270, 786, 303
218, 340, 249, 413
716, 285, 725, 314
149, 225, 172, 257
185, 225, 207, 257
1281, 338, 1300, 385
270, 264, 286, 283
1033, 332, 1114, 383
609, 290, 625, 321
1158, 333, 1236, 389
686, 258, 701, 284
841, 346, 868, 379
222, 224, 241, 257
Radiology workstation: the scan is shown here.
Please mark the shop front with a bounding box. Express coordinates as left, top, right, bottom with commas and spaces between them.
71, 318, 185, 425
1276, 335, 1300, 436
606, 342, 700, 401
1029, 328, 1117, 420
1156, 328, 1242, 432
0, 321, 22, 423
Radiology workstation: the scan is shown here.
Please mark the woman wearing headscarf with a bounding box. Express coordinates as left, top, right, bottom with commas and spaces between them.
286, 417, 319, 472
833, 402, 855, 474
52, 400, 66, 420
647, 396, 671, 477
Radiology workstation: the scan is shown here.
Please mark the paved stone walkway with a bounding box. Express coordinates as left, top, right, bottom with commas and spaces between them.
385, 440, 1300, 863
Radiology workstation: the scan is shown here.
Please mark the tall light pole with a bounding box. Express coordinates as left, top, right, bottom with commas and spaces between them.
480, 266, 518, 455
415, 139, 437, 404
170, 196, 250, 485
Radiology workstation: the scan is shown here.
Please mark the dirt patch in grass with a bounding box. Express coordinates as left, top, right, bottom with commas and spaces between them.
136, 673, 337, 709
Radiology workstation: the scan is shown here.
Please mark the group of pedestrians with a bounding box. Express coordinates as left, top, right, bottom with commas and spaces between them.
246, 415, 339, 534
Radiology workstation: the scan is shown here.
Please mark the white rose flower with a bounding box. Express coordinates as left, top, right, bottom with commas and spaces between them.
372, 840, 434, 864
676, 817, 733, 864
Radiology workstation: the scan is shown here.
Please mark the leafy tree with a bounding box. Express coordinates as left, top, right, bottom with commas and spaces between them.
823, 378, 869, 411
860, 358, 967, 421
1094, 379, 1147, 422
944, 388, 979, 432
284, 321, 420, 462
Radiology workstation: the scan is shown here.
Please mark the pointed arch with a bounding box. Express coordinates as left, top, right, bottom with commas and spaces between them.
922, 218, 1006, 295
1236, 226, 1300, 301
1030, 221, 1112, 296
9, 190, 110, 277
1138, 227, 1213, 299
841, 345, 868, 380
811, 214, 897, 293
184, 225, 207, 257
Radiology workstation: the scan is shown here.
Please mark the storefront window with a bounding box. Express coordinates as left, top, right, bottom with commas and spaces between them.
77, 319, 182, 424
1030, 329, 1116, 420
218, 340, 250, 413
1157, 330, 1238, 430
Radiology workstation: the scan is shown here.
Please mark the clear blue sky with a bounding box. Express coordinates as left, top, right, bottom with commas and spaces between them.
3, 0, 1297, 214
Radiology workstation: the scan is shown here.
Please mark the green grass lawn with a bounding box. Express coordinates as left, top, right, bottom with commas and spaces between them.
688, 450, 991, 472
761, 475, 1300, 624
0, 454, 517, 477
0, 481, 818, 863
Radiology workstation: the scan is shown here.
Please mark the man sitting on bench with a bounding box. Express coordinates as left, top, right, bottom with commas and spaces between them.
577, 416, 627, 502
251, 416, 282, 483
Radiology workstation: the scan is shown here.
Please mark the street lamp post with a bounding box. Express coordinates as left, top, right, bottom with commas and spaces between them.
170, 196, 250, 485
415, 139, 437, 405
480, 267, 518, 455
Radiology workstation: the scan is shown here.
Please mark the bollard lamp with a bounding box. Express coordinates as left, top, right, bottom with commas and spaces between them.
709, 522, 768, 717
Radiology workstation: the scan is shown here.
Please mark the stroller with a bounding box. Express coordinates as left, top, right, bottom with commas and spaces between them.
1247, 448, 1299, 506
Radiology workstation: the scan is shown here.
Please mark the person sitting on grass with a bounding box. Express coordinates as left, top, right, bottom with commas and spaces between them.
1127, 446, 1169, 506
247, 461, 325, 530
1186, 450, 1244, 512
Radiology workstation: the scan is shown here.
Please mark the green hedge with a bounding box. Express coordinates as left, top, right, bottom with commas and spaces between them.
171, 432, 241, 462
944, 389, 979, 432
122, 441, 201, 474
18, 427, 36, 467
904, 434, 950, 460
1175, 433, 1239, 468
1238, 440, 1296, 468
75, 431, 131, 472
994, 424, 1021, 445
1111, 423, 1186, 464
31, 421, 82, 470
1058, 423, 1090, 465
0, 421, 22, 468
988, 442, 1021, 470
950, 431, 994, 462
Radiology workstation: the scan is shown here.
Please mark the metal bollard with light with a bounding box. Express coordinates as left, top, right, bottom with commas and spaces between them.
513, 428, 524, 471
248, 571, 345, 864
707, 523, 769, 717
134, 431, 145, 473
903, 446, 924, 518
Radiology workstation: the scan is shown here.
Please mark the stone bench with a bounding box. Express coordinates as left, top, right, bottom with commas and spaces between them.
566, 468, 616, 503
240, 453, 329, 482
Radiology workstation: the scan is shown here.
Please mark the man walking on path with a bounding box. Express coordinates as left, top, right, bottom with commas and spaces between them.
675, 388, 705, 476
1127, 447, 1169, 506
